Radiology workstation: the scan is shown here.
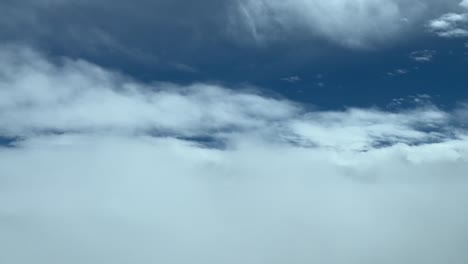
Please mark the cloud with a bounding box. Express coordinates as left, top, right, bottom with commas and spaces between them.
0, 46, 459, 150
231, 0, 459, 48
428, 1, 468, 38
0, 0, 460, 68
3, 133, 468, 264
461, 0, 468, 9
2, 46, 468, 263
428, 13, 468, 37
387, 68, 410, 77
281, 76, 302, 83
409, 50, 436, 62
0, 45, 298, 139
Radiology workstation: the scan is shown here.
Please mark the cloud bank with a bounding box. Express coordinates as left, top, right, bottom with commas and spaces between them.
1, 46, 468, 264
428, 0, 468, 37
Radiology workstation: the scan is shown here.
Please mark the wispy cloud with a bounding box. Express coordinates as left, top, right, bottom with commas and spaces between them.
428, 2, 468, 38
387, 68, 410, 77
281, 76, 302, 83
232, 0, 450, 48
409, 50, 436, 62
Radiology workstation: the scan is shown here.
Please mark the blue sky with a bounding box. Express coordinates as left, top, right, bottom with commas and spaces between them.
1, 1, 468, 263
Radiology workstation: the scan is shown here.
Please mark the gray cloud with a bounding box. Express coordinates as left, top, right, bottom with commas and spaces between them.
428, 13, 468, 37
461, 0, 468, 9
427, 1, 468, 37
0, 0, 461, 70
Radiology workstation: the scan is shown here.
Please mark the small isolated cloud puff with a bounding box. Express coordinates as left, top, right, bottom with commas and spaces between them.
281, 75, 302, 83
409, 50, 436, 62
387, 68, 410, 77
2, 45, 468, 264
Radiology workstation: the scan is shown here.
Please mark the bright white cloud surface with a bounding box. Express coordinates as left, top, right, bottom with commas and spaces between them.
1, 45, 468, 264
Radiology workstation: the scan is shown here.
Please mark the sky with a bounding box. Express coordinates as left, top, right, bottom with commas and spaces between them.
1, 1, 468, 263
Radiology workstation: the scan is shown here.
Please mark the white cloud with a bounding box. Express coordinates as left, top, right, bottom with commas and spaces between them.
231, 0, 437, 48
2, 46, 468, 263
231, 0, 468, 46
0, 46, 459, 151
2, 134, 468, 264
0, 45, 298, 138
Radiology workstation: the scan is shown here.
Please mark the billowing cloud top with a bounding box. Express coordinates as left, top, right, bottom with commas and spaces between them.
1, 2, 468, 263
0, 46, 461, 150
1, 45, 468, 264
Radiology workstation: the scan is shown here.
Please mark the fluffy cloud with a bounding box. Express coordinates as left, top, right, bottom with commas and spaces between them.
428, 13, 468, 37
0, 45, 460, 150
0, 45, 298, 138
2, 46, 468, 263
428, 1, 468, 37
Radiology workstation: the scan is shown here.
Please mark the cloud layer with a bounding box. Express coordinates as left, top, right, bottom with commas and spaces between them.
0, 46, 298, 139
1, 46, 468, 264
